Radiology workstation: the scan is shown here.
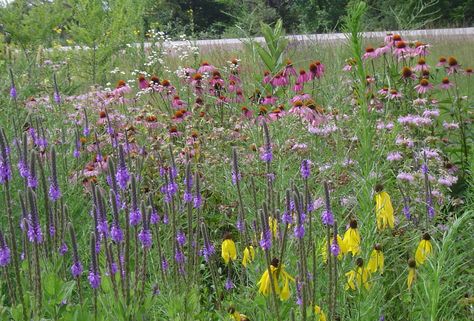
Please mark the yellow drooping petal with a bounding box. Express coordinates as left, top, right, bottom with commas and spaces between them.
269, 216, 278, 238
375, 191, 395, 230
407, 267, 416, 289
345, 270, 356, 291
314, 305, 327, 321
231, 311, 242, 321
280, 277, 290, 301
415, 239, 432, 266
257, 266, 279, 296
221, 239, 237, 264
343, 228, 360, 256
367, 249, 384, 274
242, 246, 255, 268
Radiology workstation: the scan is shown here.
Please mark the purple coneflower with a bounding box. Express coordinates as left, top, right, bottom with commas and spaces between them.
439, 77, 454, 90
414, 79, 433, 94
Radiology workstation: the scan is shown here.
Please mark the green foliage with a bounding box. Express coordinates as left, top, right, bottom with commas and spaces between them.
253, 19, 288, 74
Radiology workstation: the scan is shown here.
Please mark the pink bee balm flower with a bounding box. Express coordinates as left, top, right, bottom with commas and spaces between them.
442, 121, 459, 130
397, 172, 415, 182
387, 151, 403, 161
438, 175, 458, 187
414, 79, 434, 94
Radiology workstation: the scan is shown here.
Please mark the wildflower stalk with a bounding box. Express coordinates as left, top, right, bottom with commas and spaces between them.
200, 222, 220, 309
36, 150, 52, 256
184, 157, 194, 278
28, 189, 42, 313
68, 223, 83, 304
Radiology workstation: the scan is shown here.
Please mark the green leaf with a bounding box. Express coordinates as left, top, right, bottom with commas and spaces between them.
255, 43, 275, 72
260, 23, 276, 55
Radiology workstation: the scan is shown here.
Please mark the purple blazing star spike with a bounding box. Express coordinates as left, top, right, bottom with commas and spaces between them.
201, 243, 215, 262
183, 190, 192, 203
49, 224, 56, 237
421, 163, 428, 174
129, 208, 142, 226
0, 156, 12, 184
174, 249, 185, 264
54, 92, 61, 104
48, 183, 61, 201
116, 145, 130, 190
10, 86, 17, 99
71, 261, 83, 278
0, 231, 11, 267
294, 224, 305, 239
225, 277, 234, 290
282, 211, 293, 224
111, 225, 124, 243
161, 257, 169, 271
259, 229, 272, 251
59, 242, 68, 256
150, 210, 159, 225
193, 194, 202, 209
300, 159, 311, 179
330, 239, 340, 257
138, 229, 152, 249
88, 271, 101, 289
236, 219, 244, 232
17, 160, 28, 178
427, 198, 435, 219
176, 231, 186, 246
231, 171, 241, 185
321, 209, 335, 226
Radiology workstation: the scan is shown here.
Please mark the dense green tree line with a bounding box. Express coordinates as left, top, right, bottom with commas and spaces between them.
0, 0, 473, 47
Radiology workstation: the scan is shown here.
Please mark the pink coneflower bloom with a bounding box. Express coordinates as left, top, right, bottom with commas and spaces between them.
233, 89, 244, 103
362, 46, 378, 60
439, 77, 454, 90
268, 107, 286, 121
241, 106, 253, 119
228, 80, 238, 92
401, 66, 416, 80
229, 73, 241, 84
343, 58, 356, 72
436, 57, 447, 67
442, 121, 459, 130
262, 95, 277, 105
446, 56, 460, 75
388, 89, 402, 100
377, 87, 389, 96
169, 126, 182, 138
159, 79, 176, 96
171, 95, 186, 109
414, 41, 430, 56
309, 61, 325, 79
216, 95, 229, 104
290, 93, 311, 103
366, 75, 375, 84
387, 151, 403, 161
397, 172, 415, 182
413, 58, 430, 72
283, 60, 297, 78
191, 73, 203, 94
376, 44, 391, 56
415, 79, 433, 94
464, 67, 473, 76
384, 33, 394, 45
171, 109, 190, 123
297, 69, 310, 84
271, 73, 288, 87
113, 80, 131, 95
393, 41, 409, 58
263, 71, 271, 85
197, 61, 215, 74
293, 82, 303, 92
138, 75, 149, 90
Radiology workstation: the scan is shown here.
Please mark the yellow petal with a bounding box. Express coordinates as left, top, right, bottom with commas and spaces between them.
415, 240, 432, 266
407, 268, 416, 289
280, 277, 290, 301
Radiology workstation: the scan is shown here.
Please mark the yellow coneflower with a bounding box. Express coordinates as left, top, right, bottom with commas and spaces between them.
367, 243, 384, 274
407, 258, 417, 289
242, 245, 255, 268
228, 306, 250, 321
314, 305, 327, 321
321, 234, 346, 263
374, 184, 395, 230
415, 233, 432, 266
221, 233, 237, 264
345, 258, 370, 290
268, 216, 278, 238
343, 219, 361, 256
257, 258, 294, 301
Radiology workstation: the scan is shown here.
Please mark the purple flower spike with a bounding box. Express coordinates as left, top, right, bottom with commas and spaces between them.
0, 231, 11, 267
59, 242, 68, 256
294, 224, 305, 239
88, 271, 101, 289
71, 261, 83, 278
330, 240, 340, 256
10, 87, 17, 99
138, 229, 152, 249
225, 277, 234, 290
48, 183, 61, 201
129, 208, 142, 226
300, 159, 311, 179
259, 229, 272, 251
176, 231, 186, 246
111, 225, 124, 243
321, 209, 335, 226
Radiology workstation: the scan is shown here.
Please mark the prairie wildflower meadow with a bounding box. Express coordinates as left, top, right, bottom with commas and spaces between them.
0, 2, 473, 321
